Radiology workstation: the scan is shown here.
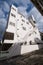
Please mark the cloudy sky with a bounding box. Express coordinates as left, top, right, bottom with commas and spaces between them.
0, 0, 43, 40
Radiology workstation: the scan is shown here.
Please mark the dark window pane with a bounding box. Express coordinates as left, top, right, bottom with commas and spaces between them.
22, 19, 25, 22
11, 13, 16, 17
31, 0, 43, 15
38, 0, 43, 6
4, 32, 14, 40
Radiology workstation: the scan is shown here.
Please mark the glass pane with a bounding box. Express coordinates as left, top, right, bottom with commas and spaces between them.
39, 0, 43, 6
31, 0, 43, 15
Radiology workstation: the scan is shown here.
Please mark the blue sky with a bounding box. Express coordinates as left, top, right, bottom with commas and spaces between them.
0, 0, 43, 40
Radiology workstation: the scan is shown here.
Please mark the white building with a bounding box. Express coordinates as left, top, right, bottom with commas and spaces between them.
4, 5, 41, 44
0, 5, 43, 59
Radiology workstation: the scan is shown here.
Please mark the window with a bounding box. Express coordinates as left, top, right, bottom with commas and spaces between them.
24, 41, 27, 45
29, 41, 32, 45
21, 23, 23, 25
17, 35, 19, 37
10, 22, 15, 26
22, 19, 25, 22
17, 19, 19, 21
21, 15, 22, 18
11, 13, 16, 18
29, 33, 31, 36
20, 43, 23, 46
33, 21, 36, 23
22, 27, 26, 30
12, 7, 16, 11
17, 28, 19, 30
26, 22, 29, 25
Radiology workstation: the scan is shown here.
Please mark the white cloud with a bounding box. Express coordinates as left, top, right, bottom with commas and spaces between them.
18, 6, 28, 18
3, 1, 10, 12
20, 0, 30, 6
28, 7, 41, 21
0, 18, 7, 28
0, 9, 5, 18
28, 7, 43, 32
0, 18, 7, 40
14, 0, 30, 6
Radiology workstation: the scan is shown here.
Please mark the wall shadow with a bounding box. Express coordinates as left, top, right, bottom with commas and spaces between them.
38, 32, 43, 49
8, 43, 21, 57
